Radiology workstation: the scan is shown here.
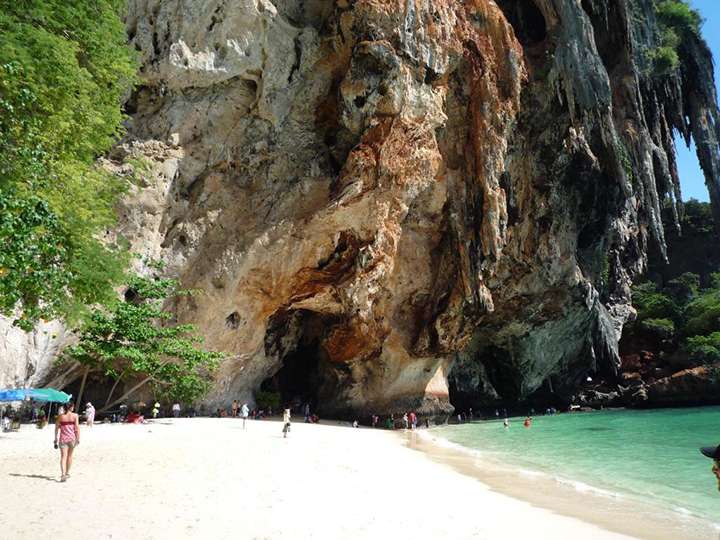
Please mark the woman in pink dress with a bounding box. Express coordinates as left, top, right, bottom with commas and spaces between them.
54, 402, 80, 482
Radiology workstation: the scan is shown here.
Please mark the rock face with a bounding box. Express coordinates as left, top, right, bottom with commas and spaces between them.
0, 319, 67, 390
119, 0, 720, 415
3, 0, 719, 416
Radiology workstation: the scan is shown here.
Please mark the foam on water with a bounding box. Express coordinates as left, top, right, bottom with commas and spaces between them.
429, 407, 720, 528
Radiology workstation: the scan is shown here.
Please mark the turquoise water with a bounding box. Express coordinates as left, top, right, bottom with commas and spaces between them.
436, 407, 720, 525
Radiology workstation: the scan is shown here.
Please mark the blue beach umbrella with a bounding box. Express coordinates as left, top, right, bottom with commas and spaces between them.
0, 389, 27, 402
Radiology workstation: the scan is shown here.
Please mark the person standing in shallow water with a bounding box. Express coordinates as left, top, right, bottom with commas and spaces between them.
700, 444, 720, 491
54, 402, 80, 482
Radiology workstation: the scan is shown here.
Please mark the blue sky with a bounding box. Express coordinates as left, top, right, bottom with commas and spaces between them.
673, 0, 719, 201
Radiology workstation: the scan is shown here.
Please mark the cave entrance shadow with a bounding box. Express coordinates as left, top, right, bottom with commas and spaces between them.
262, 310, 340, 416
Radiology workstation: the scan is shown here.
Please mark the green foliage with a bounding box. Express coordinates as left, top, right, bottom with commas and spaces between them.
656, 0, 702, 36
632, 282, 681, 321
650, 45, 680, 75
686, 332, 720, 363
126, 156, 153, 187
683, 290, 720, 336
633, 268, 720, 366
255, 391, 281, 410
640, 318, 675, 337
0, 1, 137, 327
64, 274, 224, 404
682, 199, 715, 235
650, 0, 703, 75
666, 272, 700, 302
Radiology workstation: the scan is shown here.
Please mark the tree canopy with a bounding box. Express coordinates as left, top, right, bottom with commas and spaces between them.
0, 0, 136, 328
632, 272, 720, 363
64, 275, 223, 407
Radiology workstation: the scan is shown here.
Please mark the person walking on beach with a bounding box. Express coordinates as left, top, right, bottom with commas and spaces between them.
172, 402, 181, 418
700, 444, 720, 491
85, 402, 95, 427
241, 402, 249, 429
402, 413, 409, 429
304, 403, 311, 423
231, 400, 239, 418
409, 411, 417, 430
152, 402, 160, 419
54, 402, 80, 482
282, 408, 291, 438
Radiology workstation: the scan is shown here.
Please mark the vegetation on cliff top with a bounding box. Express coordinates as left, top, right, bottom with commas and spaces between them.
0, 0, 136, 329
651, 0, 703, 75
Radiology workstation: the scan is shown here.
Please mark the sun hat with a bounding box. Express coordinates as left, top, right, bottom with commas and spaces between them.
700, 445, 720, 459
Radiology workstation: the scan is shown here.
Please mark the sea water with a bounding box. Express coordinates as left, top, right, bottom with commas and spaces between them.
435, 407, 720, 530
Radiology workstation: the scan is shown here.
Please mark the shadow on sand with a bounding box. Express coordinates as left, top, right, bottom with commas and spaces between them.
9, 473, 59, 483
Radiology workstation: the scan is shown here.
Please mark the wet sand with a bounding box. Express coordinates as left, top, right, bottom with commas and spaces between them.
408, 426, 718, 540
0, 417, 638, 539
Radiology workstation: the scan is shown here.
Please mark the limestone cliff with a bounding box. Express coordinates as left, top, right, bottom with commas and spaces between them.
3, 0, 719, 416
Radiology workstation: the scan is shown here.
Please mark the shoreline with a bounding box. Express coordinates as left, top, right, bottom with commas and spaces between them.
407, 422, 717, 540
0, 417, 644, 540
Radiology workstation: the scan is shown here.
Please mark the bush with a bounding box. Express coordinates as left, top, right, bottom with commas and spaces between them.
683, 199, 714, 235
656, 0, 702, 36
686, 332, 720, 363
666, 272, 700, 302
632, 282, 681, 321
255, 391, 281, 410
640, 318, 675, 337
650, 1, 703, 76
683, 290, 720, 336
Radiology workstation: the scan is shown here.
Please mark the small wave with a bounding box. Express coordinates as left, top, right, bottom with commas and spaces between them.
416, 430, 486, 458
553, 477, 624, 499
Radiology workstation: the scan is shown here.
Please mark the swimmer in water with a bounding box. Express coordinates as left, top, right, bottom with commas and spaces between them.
523, 416, 532, 428
503, 418, 509, 428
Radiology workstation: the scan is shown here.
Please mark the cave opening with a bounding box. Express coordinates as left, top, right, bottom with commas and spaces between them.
261, 310, 338, 414
260, 341, 324, 411
498, 0, 547, 47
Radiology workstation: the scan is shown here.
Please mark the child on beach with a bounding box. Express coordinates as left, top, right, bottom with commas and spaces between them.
282, 408, 291, 438
85, 402, 95, 427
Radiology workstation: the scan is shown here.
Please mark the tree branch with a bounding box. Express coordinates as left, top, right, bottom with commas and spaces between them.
99, 377, 152, 413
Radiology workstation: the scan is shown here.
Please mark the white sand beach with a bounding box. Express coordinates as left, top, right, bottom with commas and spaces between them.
0, 418, 635, 540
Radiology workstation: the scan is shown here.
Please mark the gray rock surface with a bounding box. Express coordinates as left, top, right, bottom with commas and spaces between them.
3, 0, 719, 416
